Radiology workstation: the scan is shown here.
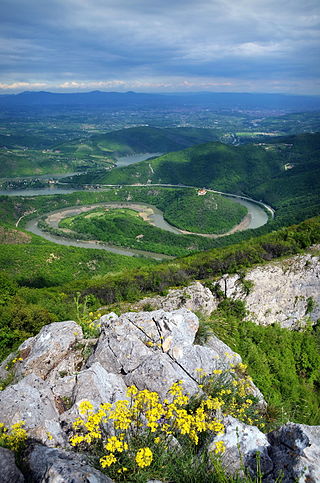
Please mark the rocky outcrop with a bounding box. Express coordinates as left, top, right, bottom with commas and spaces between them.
0, 307, 319, 481
135, 281, 218, 316
129, 249, 320, 329
0, 374, 66, 447
23, 443, 113, 482
209, 416, 272, 477
0, 309, 244, 448
210, 418, 320, 482
216, 250, 320, 329
267, 423, 320, 482
89, 309, 240, 399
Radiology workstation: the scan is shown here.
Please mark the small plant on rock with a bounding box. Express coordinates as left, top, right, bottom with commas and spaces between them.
73, 292, 101, 338
0, 421, 27, 452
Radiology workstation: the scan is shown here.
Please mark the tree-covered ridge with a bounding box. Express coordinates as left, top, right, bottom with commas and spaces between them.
96, 139, 281, 189
89, 126, 221, 156
0, 126, 222, 178
150, 187, 248, 234
94, 132, 320, 228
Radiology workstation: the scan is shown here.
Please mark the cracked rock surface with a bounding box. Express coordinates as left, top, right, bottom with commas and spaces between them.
0, 307, 319, 481
216, 250, 320, 329
0, 309, 244, 446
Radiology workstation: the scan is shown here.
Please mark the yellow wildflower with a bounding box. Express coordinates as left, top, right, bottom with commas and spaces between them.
136, 447, 153, 468
78, 400, 94, 415
213, 440, 226, 454
100, 453, 117, 468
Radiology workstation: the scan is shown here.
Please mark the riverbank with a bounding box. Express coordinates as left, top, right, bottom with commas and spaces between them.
24, 193, 268, 258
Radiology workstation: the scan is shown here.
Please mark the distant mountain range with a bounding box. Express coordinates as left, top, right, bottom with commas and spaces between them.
1, 90, 320, 111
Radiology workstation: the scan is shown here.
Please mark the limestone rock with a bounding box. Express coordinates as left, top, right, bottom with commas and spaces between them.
135, 281, 218, 316
0, 447, 24, 483
267, 422, 320, 482
217, 251, 320, 329
23, 443, 113, 482
204, 334, 241, 366
88, 309, 246, 399
210, 418, 320, 481
209, 416, 272, 477
15, 321, 84, 382
71, 362, 128, 411
0, 374, 65, 447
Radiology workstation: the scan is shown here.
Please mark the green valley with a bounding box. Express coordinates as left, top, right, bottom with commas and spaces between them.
1, 102, 320, 442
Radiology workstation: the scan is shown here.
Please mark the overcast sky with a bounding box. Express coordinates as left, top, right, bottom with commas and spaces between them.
0, 0, 319, 94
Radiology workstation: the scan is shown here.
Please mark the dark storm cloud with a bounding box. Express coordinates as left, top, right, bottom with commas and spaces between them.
0, 0, 319, 93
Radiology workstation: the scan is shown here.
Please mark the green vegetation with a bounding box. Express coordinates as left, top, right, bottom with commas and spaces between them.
95, 133, 320, 231
151, 189, 247, 234
97, 140, 282, 191
0, 239, 154, 288
43, 205, 232, 257
0, 186, 250, 258
1, 214, 319, 360
207, 299, 320, 425
50, 190, 247, 256
59, 207, 202, 257
89, 126, 220, 156
0, 125, 220, 178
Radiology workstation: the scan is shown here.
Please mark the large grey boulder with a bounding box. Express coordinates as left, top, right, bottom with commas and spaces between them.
135, 281, 218, 316
15, 321, 84, 382
0, 447, 24, 483
23, 443, 113, 482
72, 362, 127, 409
88, 309, 242, 399
0, 374, 65, 447
209, 418, 320, 482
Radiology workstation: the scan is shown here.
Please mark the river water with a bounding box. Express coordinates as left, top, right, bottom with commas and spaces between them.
115, 153, 162, 167
25, 214, 171, 260
21, 192, 269, 259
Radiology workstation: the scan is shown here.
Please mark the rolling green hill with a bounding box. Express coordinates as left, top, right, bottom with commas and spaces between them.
0, 126, 220, 178
89, 126, 220, 156
56, 126, 221, 162
98, 140, 282, 190
97, 132, 320, 227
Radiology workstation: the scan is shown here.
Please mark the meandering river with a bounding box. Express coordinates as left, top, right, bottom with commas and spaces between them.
19, 188, 270, 259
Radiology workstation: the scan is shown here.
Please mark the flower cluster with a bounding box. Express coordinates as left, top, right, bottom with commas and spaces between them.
69, 364, 266, 480
79, 311, 102, 338
0, 421, 27, 451
135, 447, 153, 468
5, 355, 23, 371
198, 362, 265, 428
70, 381, 226, 477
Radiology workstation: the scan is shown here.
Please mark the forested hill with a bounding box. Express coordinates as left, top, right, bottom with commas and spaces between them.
97, 138, 281, 191
96, 132, 320, 227
85, 126, 221, 156
98, 132, 320, 190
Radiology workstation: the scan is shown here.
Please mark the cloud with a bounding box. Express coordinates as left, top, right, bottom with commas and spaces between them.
0, 81, 48, 90
0, 0, 319, 93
